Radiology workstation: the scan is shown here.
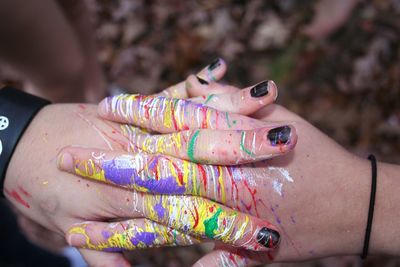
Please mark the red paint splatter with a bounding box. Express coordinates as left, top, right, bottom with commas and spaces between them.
228, 253, 240, 267
267, 252, 275, 261
197, 164, 207, 190
226, 167, 239, 203
78, 104, 86, 110
188, 205, 199, 229
243, 180, 259, 217
164, 158, 183, 186
201, 106, 208, 129
18, 186, 31, 197
170, 101, 179, 131
4, 189, 30, 208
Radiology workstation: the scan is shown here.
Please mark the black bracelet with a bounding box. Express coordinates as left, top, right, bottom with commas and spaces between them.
0, 87, 51, 197
361, 154, 377, 259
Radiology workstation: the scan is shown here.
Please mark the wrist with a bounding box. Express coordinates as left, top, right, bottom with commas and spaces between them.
368, 162, 400, 256
0, 88, 50, 196
322, 154, 371, 257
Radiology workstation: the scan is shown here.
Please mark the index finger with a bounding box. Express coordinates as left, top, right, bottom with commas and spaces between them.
98, 94, 268, 134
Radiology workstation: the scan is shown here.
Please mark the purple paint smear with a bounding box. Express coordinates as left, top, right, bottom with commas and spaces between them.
130, 232, 157, 246
103, 247, 123, 252
102, 157, 186, 194
154, 202, 165, 218
102, 158, 136, 185
102, 230, 112, 239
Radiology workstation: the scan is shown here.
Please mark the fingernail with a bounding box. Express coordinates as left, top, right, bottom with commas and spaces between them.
67, 232, 86, 246
57, 152, 74, 171
267, 126, 291, 146
208, 58, 221, 71
196, 75, 209, 85
250, 80, 270, 97
256, 227, 280, 248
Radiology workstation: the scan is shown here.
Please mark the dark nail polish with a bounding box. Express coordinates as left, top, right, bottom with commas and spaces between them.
196, 76, 209, 85
208, 58, 221, 71
250, 81, 269, 97
256, 227, 280, 248
267, 126, 291, 146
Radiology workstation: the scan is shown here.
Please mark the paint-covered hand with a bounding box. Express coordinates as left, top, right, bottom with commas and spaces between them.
192, 104, 374, 266
3, 96, 284, 266
68, 74, 373, 266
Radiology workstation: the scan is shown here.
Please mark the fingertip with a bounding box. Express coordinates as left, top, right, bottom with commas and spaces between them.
97, 97, 110, 118
288, 124, 298, 149
255, 226, 281, 250
57, 149, 74, 172
268, 80, 278, 101
199, 57, 227, 82
267, 125, 295, 149
248, 80, 277, 101
66, 230, 85, 247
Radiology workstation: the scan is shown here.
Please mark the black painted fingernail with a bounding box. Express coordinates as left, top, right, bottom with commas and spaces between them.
257, 227, 280, 248
208, 58, 221, 71
250, 80, 269, 97
196, 75, 209, 85
267, 126, 291, 146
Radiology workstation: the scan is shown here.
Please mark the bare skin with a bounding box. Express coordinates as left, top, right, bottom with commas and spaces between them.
2, 61, 288, 266
62, 80, 400, 266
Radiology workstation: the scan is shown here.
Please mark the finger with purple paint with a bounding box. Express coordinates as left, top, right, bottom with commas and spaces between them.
66, 219, 200, 251
97, 83, 284, 136
97, 94, 267, 133
57, 145, 291, 208
128, 194, 280, 252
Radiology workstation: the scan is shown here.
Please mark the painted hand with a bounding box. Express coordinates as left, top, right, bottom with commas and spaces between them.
61, 78, 369, 266
56, 78, 298, 260
3, 61, 287, 267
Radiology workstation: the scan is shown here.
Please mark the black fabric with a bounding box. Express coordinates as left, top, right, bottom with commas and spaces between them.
0, 200, 70, 266
0, 87, 50, 196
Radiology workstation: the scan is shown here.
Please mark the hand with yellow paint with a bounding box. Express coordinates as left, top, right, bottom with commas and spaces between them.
58, 61, 400, 267
54, 63, 300, 263
3, 60, 285, 267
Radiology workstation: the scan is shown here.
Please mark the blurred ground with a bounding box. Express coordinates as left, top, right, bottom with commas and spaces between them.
87, 0, 400, 164
1, 0, 399, 266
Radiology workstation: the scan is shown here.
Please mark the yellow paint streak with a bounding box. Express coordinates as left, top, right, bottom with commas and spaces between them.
218, 166, 226, 203
191, 162, 198, 195
74, 159, 106, 182
145, 195, 243, 244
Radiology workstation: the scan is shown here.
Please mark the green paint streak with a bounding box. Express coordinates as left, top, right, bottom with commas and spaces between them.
232, 120, 237, 125
240, 131, 255, 157
173, 229, 177, 244
225, 112, 231, 128
204, 208, 223, 239
173, 98, 179, 108
187, 130, 200, 162
207, 68, 217, 81
204, 94, 215, 105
